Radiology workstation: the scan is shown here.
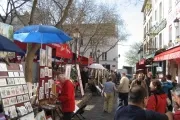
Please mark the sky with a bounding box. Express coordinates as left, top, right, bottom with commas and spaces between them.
0, 0, 143, 69
99, 0, 144, 69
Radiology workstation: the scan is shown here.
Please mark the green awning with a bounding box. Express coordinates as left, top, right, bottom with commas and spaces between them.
145, 53, 155, 59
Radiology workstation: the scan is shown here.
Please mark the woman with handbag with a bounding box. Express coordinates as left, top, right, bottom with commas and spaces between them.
146, 79, 167, 113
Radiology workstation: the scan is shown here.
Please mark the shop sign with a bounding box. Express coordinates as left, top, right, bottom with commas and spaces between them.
154, 19, 167, 34
0, 22, 14, 57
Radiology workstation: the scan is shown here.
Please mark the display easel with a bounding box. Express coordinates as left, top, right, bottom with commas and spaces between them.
0, 63, 34, 120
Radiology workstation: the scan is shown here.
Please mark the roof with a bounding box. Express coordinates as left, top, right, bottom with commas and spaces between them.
141, 0, 148, 12
62, 23, 118, 37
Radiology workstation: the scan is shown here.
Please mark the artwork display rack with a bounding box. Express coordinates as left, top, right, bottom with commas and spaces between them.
0, 63, 34, 120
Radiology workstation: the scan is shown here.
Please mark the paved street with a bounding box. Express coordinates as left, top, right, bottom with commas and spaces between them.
82, 95, 118, 120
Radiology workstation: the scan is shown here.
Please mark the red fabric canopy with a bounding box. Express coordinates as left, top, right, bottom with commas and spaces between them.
139, 58, 145, 65
14, 41, 72, 59
49, 44, 72, 59
154, 46, 180, 61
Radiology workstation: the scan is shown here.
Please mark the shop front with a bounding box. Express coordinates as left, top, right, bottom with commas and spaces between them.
154, 46, 180, 83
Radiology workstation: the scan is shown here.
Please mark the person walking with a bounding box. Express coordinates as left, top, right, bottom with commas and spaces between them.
114, 86, 173, 120
58, 74, 75, 120
130, 73, 148, 95
102, 76, 117, 113
145, 72, 152, 96
161, 76, 173, 111
118, 73, 129, 106
172, 85, 180, 120
146, 80, 167, 113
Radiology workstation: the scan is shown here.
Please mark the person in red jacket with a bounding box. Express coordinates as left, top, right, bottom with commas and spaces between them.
173, 84, 180, 120
58, 74, 75, 120
146, 79, 167, 113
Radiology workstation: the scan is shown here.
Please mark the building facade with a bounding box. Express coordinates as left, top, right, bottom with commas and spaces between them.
141, 0, 180, 82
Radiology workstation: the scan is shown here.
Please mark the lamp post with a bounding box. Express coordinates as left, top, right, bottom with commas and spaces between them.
174, 18, 180, 42
73, 28, 80, 64
97, 49, 101, 63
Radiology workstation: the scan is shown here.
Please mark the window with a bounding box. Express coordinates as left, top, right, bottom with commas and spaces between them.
159, 33, 162, 49
155, 10, 157, 21
169, 25, 172, 41
159, 2, 162, 22
102, 52, 107, 60
154, 37, 157, 49
144, 26, 146, 39
169, 0, 172, 11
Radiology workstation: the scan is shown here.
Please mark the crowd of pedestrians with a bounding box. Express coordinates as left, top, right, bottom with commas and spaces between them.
101, 71, 180, 120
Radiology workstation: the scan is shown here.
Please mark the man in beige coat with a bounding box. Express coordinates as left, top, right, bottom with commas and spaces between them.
118, 73, 129, 106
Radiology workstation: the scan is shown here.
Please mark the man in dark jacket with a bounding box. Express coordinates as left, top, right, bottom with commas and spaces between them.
145, 72, 152, 96
114, 86, 173, 120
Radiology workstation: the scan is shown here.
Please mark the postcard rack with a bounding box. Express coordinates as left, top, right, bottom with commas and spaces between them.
0, 63, 34, 120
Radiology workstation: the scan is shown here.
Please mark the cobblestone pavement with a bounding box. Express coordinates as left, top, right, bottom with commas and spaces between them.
82, 95, 118, 120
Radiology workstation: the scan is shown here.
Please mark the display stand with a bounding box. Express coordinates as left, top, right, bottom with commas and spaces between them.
38, 47, 54, 104
0, 63, 34, 120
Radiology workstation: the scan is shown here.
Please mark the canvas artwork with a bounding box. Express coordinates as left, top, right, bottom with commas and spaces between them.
4, 107, 10, 116
44, 67, 48, 76
48, 69, 52, 77
8, 72, 14, 77
46, 46, 52, 67
0, 63, 7, 71
19, 112, 35, 120
24, 102, 33, 112
22, 85, 28, 93
2, 98, 10, 107
39, 87, 44, 100
40, 49, 46, 66
10, 87, 16, 96
19, 64, 23, 71
17, 106, 28, 116
20, 78, 26, 84
42, 80, 44, 87
40, 68, 45, 78
0, 88, 7, 98
6, 87, 11, 97
13, 72, 19, 77
17, 95, 24, 103
15, 86, 20, 95
45, 83, 49, 94
48, 79, 52, 88
19, 72, 25, 77
9, 105, 18, 118
0, 78, 7, 86
9, 97, 17, 105
7, 78, 15, 85
23, 94, 29, 101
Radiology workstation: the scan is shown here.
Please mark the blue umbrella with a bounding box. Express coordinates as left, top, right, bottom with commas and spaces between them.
13, 25, 72, 44
0, 35, 24, 54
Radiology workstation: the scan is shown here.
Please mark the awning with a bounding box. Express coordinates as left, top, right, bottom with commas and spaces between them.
154, 46, 180, 61
139, 58, 145, 65
49, 44, 72, 59
145, 53, 155, 59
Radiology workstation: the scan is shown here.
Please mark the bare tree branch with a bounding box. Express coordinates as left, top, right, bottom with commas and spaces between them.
55, 0, 73, 28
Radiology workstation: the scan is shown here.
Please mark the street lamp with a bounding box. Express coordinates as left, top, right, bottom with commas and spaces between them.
73, 28, 80, 63
174, 18, 179, 28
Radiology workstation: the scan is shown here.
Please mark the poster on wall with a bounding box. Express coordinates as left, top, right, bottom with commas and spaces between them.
0, 22, 14, 57
76, 64, 84, 96
46, 46, 52, 67
65, 64, 71, 79
40, 49, 46, 66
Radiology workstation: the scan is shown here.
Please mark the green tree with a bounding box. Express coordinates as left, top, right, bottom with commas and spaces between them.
124, 42, 142, 66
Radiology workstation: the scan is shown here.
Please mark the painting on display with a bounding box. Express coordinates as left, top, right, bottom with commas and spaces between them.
65, 64, 71, 79
40, 49, 46, 66
46, 46, 52, 67
0, 22, 14, 57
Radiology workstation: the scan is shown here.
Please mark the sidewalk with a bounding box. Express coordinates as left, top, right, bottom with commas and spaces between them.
82, 95, 118, 120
